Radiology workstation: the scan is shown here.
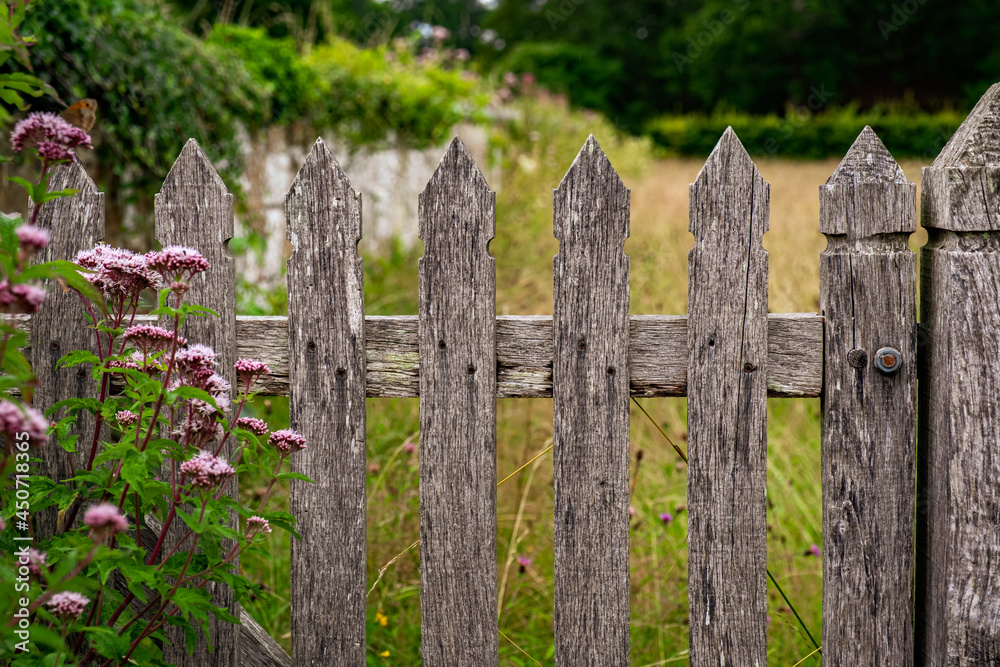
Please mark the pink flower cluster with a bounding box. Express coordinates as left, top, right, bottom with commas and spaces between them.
83, 503, 129, 537
0, 400, 48, 444
181, 450, 235, 489
235, 417, 269, 435
123, 325, 184, 353
173, 344, 216, 383
235, 358, 270, 388
10, 112, 92, 162
45, 591, 90, 620
0, 279, 46, 313
75, 245, 162, 299
116, 410, 139, 427
246, 516, 272, 538
268, 429, 306, 454
27, 549, 47, 578
15, 225, 50, 253
146, 246, 210, 282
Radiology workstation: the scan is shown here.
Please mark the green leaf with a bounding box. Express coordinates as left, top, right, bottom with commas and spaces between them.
82, 625, 132, 660
0, 209, 21, 257
275, 472, 315, 483
55, 349, 101, 369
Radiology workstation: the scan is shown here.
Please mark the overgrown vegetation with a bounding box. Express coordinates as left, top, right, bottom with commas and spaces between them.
10, 0, 487, 206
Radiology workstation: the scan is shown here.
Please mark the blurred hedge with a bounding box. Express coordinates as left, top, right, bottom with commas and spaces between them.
12, 2, 486, 203
645, 107, 965, 160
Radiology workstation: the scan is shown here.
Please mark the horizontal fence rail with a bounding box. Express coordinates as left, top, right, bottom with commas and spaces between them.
26, 82, 1000, 665
13, 313, 823, 398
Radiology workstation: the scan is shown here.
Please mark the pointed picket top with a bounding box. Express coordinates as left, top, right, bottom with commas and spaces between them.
48, 156, 100, 195
161, 138, 230, 192
553, 135, 628, 247
286, 138, 361, 255
35, 158, 105, 259
821, 127, 915, 238
156, 138, 234, 249
827, 126, 908, 186
418, 136, 493, 246
932, 82, 1000, 168
690, 127, 768, 241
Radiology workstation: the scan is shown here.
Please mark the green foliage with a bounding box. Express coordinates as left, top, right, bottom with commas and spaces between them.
19, 0, 268, 196
486, 0, 1000, 131
645, 107, 966, 159
0, 0, 57, 126
306, 37, 486, 149
204, 25, 317, 127
498, 42, 622, 113
10, 6, 485, 208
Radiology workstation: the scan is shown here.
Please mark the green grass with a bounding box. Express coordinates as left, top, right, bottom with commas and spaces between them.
229, 95, 881, 665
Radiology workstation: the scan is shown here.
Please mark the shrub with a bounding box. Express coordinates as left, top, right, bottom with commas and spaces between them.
645, 107, 966, 159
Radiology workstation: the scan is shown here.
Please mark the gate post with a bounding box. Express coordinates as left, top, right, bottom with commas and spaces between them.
917, 83, 1000, 665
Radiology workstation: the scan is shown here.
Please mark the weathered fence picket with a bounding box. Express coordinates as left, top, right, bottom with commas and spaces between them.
417, 138, 498, 664
917, 83, 1000, 664
286, 139, 367, 664
552, 136, 631, 663
154, 139, 240, 667
686, 127, 769, 664
25, 82, 1000, 665
32, 159, 104, 538
819, 127, 917, 665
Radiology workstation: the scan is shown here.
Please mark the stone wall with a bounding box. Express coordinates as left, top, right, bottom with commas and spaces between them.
237, 123, 497, 286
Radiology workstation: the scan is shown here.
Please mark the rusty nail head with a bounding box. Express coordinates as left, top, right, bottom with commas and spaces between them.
874, 347, 902, 374
848, 348, 867, 369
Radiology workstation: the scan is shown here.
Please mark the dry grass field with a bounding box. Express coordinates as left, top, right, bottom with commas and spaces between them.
239, 99, 931, 665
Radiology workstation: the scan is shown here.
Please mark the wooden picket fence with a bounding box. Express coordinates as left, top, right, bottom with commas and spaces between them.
28, 82, 1000, 666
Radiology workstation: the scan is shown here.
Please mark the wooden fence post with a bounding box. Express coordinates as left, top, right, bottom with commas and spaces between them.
917, 83, 1000, 665
819, 126, 916, 664
155, 139, 239, 667
418, 137, 498, 664
286, 139, 367, 664
687, 127, 768, 664
552, 135, 630, 664
31, 159, 105, 538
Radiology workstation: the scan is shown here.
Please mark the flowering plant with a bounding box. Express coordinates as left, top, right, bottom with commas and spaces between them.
0, 114, 307, 664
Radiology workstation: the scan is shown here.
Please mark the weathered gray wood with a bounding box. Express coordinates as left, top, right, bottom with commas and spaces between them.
687, 127, 768, 664
15, 312, 824, 398
917, 84, 1000, 666
417, 138, 498, 664
552, 135, 630, 664
155, 139, 239, 667
285, 139, 367, 664
30, 160, 105, 538
820, 127, 916, 665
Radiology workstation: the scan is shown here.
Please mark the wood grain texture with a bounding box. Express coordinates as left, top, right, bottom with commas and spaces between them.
552, 135, 630, 665
417, 138, 498, 665
687, 127, 768, 665
30, 160, 104, 538
286, 139, 367, 664
15, 312, 823, 398
917, 86, 1000, 665
155, 139, 239, 666
922, 83, 1000, 232
819, 127, 916, 665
